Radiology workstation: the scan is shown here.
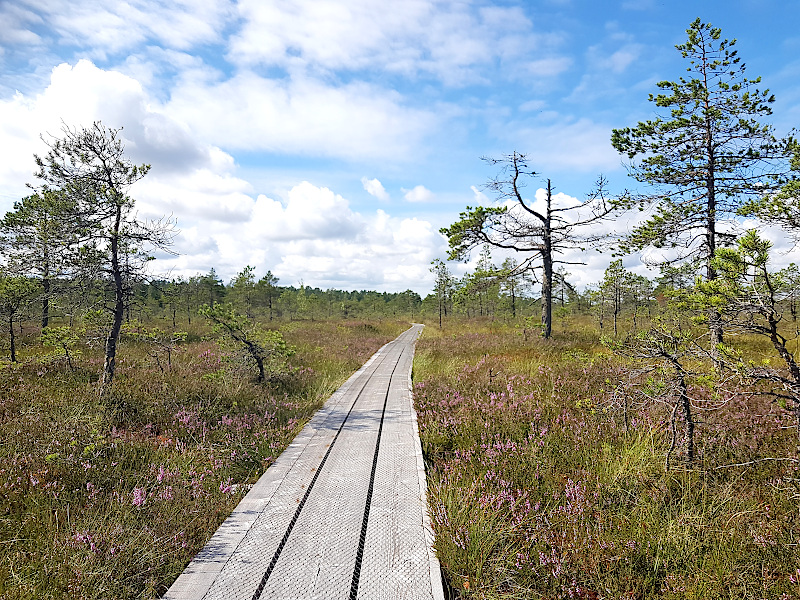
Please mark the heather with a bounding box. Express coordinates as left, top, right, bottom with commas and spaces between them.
413, 319, 800, 599
0, 318, 404, 598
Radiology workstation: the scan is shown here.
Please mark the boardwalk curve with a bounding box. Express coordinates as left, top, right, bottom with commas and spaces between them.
164, 324, 443, 600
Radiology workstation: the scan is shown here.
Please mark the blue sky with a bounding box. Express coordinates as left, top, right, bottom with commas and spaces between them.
1, 0, 799, 294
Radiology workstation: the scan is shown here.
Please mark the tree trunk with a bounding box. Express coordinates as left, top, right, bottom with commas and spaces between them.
704, 81, 724, 349
268, 293, 274, 321
541, 257, 553, 338
255, 356, 265, 382
666, 400, 680, 471
679, 373, 694, 463
540, 180, 554, 339
511, 285, 516, 319
766, 314, 800, 446
238, 336, 265, 382
41, 285, 50, 329
101, 205, 125, 395
41, 260, 51, 329
9, 316, 16, 362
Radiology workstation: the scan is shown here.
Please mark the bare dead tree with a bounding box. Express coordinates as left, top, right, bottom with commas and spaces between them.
441, 152, 627, 338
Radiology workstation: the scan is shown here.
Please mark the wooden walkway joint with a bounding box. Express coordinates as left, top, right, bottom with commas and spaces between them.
164, 324, 443, 600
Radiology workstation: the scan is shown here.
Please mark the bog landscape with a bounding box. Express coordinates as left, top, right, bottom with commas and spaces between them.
2, 17, 800, 600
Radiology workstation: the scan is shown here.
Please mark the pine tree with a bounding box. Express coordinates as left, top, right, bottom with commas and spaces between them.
611, 19, 795, 344
0, 275, 40, 362
0, 190, 82, 327
32, 122, 175, 393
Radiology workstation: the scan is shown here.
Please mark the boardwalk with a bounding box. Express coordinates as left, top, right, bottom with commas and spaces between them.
164, 324, 443, 600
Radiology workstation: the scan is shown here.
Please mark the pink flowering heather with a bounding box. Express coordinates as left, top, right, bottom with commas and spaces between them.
219, 478, 234, 495
131, 486, 147, 507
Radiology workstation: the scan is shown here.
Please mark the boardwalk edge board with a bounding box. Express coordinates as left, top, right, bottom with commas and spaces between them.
407, 327, 446, 600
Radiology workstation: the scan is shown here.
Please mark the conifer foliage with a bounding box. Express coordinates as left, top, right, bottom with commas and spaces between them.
611, 19, 796, 343
32, 122, 175, 394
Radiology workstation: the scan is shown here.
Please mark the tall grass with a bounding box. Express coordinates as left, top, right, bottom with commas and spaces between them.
0, 318, 406, 599
414, 319, 800, 599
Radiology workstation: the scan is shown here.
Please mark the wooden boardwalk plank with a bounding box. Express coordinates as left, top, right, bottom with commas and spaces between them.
163, 324, 442, 600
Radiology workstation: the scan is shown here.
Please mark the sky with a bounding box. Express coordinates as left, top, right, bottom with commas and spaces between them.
1, 0, 799, 295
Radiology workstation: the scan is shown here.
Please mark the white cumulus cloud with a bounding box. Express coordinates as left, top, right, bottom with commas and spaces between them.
3, 0, 235, 57
0, 59, 227, 211
163, 71, 437, 162
403, 185, 435, 203
0, 59, 451, 293
361, 177, 390, 201
471, 185, 491, 205
227, 0, 566, 86
154, 182, 447, 292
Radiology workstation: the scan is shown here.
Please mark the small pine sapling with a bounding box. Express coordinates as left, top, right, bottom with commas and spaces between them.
687, 231, 800, 446
40, 326, 82, 371
199, 303, 293, 383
